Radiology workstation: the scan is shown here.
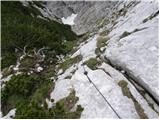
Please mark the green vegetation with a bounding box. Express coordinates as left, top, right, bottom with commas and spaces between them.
52, 90, 83, 119
1, 1, 77, 69
96, 18, 109, 28
2, 67, 14, 78
1, 2, 84, 118
32, 1, 45, 9
132, 28, 147, 33
118, 80, 148, 119
84, 58, 102, 70
65, 75, 72, 79
1, 53, 17, 69
99, 30, 110, 36
120, 28, 147, 40
1, 74, 53, 115
62, 40, 77, 54
41, 65, 56, 79
118, 8, 127, 16
96, 36, 108, 49
95, 36, 109, 55
1, 71, 83, 119
15, 102, 52, 119
119, 31, 131, 39
20, 56, 37, 70
112, 21, 118, 27
14, 90, 83, 119
31, 81, 53, 103
143, 18, 148, 23
58, 55, 82, 72
56, 90, 79, 111
143, 11, 159, 23
118, 80, 132, 98
79, 32, 91, 42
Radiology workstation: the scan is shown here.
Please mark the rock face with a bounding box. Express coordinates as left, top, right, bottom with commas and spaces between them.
46, 1, 89, 20
72, 1, 118, 35
44, 0, 159, 118
50, 34, 158, 118
46, 0, 159, 103
45, 1, 118, 35
104, 0, 159, 102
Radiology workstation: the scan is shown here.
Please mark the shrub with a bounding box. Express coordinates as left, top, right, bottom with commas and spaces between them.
2, 74, 38, 98
15, 90, 83, 119
41, 65, 56, 78
31, 81, 54, 103
62, 40, 77, 54
58, 55, 82, 72
2, 67, 13, 78
95, 36, 109, 55
20, 56, 37, 70
1, 74, 52, 115
15, 102, 52, 119
52, 90, 83, 119
1, 1, 77, 68
1, 53, 17, 69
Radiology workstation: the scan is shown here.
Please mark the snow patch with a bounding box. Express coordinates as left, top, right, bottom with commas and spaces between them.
61, 14, 77, 25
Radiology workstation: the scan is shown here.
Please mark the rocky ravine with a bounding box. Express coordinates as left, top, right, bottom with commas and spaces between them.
3, 0, 159, 119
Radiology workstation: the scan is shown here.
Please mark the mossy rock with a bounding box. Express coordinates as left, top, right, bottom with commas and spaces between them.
95, 36, 109, 55
97, 36, 109, 48
57, 90, 78, 111
96, 18, 109, 27
84, 58, 102, 70
118, 80, 148, 119
58, 55, 82, 73
53, 90, 83, 119
118, 80, 132, 98
99, 30, 110, 36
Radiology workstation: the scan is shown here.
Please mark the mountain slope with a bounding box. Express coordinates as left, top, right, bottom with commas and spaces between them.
1, 0, 159, 119
47, 0, 159, 118
1, 1, 83, 119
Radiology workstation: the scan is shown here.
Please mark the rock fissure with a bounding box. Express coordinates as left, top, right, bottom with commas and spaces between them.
103, 56, 159, 108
